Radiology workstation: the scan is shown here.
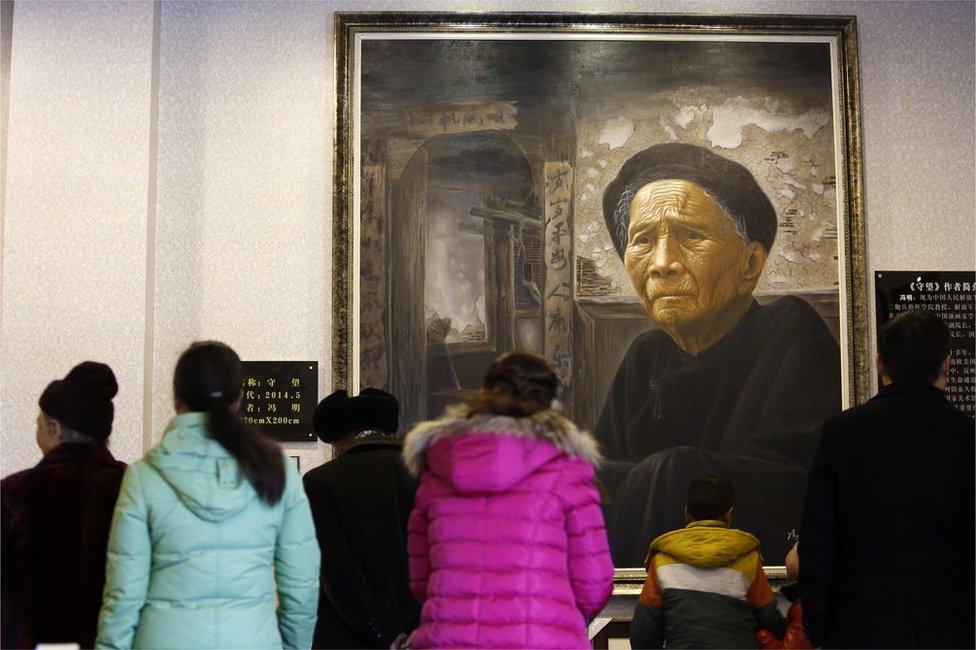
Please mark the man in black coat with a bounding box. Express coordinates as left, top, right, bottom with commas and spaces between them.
303, 388, 419, 649
799, 310, 975, 648
1, 362, 127, 649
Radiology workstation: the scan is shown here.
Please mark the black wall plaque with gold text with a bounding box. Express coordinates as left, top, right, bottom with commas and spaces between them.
240, 361, 318, 441
875, 271, 975, 414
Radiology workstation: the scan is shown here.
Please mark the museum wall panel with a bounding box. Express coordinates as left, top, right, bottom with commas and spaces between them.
1, 0, 972, 477
0, 0, 155, 476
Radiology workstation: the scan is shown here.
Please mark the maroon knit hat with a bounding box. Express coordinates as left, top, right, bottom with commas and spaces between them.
38, 361, 118, 440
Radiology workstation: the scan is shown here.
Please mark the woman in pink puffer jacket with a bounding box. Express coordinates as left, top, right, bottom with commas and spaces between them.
403, 351, 614, 649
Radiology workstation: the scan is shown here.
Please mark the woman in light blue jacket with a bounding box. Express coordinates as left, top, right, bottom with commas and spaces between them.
96, 341, 319, 649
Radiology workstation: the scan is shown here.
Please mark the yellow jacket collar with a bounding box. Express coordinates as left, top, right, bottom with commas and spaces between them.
646, 519, 759, 569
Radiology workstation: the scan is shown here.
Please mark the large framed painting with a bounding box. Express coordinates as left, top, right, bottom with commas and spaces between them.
333, 13, 867, 580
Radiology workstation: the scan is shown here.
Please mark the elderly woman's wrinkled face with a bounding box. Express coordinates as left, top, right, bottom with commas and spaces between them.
624, 179, 765, 331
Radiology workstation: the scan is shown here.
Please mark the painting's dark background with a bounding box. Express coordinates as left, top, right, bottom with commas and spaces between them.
361, 40, 832, 133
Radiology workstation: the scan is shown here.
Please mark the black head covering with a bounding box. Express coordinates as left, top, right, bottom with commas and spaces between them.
602, 143, 778, 258
38, 361, 118, 440
313, 387, 399, 443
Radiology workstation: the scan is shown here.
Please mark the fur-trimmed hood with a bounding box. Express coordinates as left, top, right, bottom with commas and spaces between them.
403, 405, 601, 493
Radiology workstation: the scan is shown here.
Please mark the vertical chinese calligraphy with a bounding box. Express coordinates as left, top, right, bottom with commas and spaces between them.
544, 162, 574, 385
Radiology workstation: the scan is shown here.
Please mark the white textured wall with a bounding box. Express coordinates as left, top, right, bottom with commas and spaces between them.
151, 0, 330, 473
1, 0, 973, 477
1, 1, 154, 475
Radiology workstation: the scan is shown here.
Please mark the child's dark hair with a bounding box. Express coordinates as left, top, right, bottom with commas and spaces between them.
878, 309, 951, 383
686, 474, 735, 521
468, 350, 559, 418
173, 341, 285, 505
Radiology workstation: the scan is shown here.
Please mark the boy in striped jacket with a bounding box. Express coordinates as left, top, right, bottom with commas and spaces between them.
630, 475, 785, 649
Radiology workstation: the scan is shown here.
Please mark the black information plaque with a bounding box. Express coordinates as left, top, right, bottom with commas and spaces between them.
240, 361, 318, 442
875, 271, 975, 414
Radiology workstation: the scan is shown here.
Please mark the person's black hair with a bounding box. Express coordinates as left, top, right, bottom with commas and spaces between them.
686, 474, 735, 521
468, 350, 559, 418
173, 341, 285, 505
878, 309, 951, 384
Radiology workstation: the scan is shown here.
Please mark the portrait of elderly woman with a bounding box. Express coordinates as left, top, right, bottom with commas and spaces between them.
340, 28, 864, 570
597, 143, 842, 566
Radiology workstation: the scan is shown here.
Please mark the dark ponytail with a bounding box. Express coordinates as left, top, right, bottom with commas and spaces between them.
173, 341, 285, 505
468, 350, 559, 418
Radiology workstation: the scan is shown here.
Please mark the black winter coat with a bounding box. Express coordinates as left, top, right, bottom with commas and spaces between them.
303, 439, 419, 649
799, 382, 975, 649
1, 443, 126, 649
597, 297, 841, 565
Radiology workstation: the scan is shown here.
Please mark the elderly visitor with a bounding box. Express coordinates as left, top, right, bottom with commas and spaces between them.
1, 362, 127, 649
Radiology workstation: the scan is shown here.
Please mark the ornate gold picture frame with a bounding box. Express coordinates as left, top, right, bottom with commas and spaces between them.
333, 13, 866, 587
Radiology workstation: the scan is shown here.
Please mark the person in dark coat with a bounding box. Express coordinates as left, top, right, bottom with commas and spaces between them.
1, 361, 127, 649
597, 143, 841, 565
799, 310, 975, 648
303, 388, 419, 649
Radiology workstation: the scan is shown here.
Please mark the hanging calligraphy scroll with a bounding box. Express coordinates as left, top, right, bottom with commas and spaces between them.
544, 161, 574, 386
359, 165, 388, 389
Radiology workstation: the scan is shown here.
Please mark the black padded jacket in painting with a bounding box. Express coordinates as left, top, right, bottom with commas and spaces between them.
596, 296, 842, 566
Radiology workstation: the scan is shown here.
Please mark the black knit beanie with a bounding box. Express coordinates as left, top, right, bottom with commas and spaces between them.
603, 142, 778, 258
38, 361, 118, 440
